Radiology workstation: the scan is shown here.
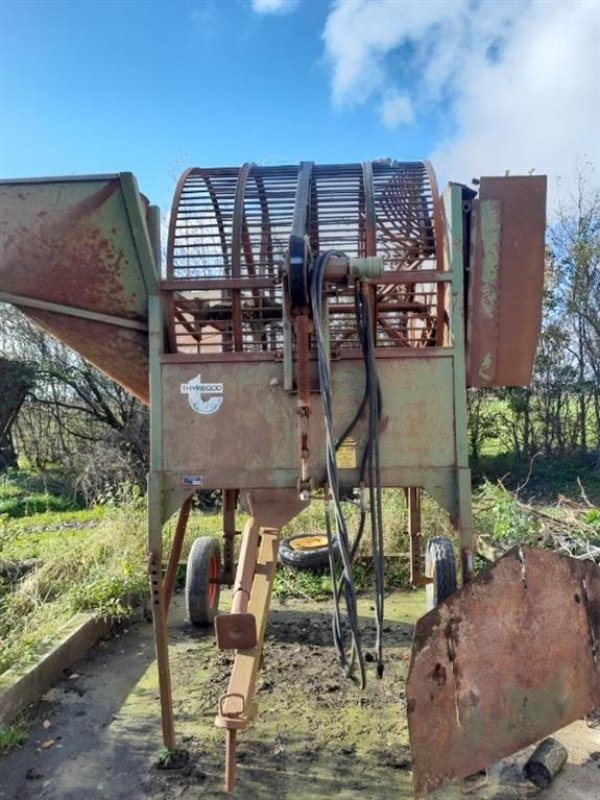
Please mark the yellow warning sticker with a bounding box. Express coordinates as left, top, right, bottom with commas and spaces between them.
336, 437, 357, 470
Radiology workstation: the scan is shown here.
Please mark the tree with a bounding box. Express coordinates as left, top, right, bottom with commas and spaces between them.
546, 162, 600, 452
0, 358, 36, 471
0, 304, 149, 497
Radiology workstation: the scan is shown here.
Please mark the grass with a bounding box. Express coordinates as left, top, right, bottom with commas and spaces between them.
0, 467, 83, 518
1, 454, 597, 676
0, 489, 148, 675
0, 719, 27, 753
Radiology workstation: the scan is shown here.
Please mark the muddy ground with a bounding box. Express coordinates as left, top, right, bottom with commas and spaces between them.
0, 590, 598, 800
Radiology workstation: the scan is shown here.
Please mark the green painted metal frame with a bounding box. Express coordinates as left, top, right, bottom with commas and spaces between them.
142, 184, 476, 752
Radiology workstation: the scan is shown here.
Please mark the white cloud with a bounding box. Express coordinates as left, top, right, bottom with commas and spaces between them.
323, 0, 470, 108
379, 89, 414, 129
432, 1, 600, 205
251, 0, 299, 14
322, 0, 600, 208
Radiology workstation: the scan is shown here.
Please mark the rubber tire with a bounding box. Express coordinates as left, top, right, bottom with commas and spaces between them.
425, 536, 457, 611
278, 534, 339, 569
185, 536, 221, 627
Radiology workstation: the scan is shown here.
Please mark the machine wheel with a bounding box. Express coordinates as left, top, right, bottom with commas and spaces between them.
185, 536, 221, 627
278, 533, 339, 569
425, 536, 457, 611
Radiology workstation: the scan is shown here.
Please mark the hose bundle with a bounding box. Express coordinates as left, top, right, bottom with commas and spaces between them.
310, 252, 386, 686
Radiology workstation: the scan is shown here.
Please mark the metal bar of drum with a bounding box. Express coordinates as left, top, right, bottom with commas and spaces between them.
202, 173, 230, 277
424, 160, 447, 346
365, 271, 452, 285
231, 163, 253, 351
361, 161, 377, 256
361, 161, 378, 339
240, 206, 263, 337
161, 278, 278, 291
292, 162, 314, 238
255, 172, 274, 300
167, 167, 194, 280
163, 496, 193, 614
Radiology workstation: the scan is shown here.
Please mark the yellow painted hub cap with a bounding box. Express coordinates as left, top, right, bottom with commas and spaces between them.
290, 535, 328, 551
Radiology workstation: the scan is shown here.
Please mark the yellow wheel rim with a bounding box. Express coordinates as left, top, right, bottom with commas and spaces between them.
289, 535, 328, 551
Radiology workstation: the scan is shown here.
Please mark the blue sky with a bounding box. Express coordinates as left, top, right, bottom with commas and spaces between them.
1, 0, 598, 213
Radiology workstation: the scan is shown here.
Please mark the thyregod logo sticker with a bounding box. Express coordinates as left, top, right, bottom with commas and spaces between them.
180, 374, 223, 415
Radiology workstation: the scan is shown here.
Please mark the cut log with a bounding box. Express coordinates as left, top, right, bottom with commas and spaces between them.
522, 738, 568, 788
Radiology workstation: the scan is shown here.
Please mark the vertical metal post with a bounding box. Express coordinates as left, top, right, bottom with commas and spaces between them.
222, 489, 237, 586
163, 497, 193, 614
408, 487, 424, 587
146, 205, 177, 747
443, 185, 475, 583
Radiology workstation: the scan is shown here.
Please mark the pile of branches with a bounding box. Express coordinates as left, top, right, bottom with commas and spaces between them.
475, 480, 600, 564
526, 491, 600, 562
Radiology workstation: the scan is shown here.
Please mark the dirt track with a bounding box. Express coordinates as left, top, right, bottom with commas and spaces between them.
0, 591, 598, 800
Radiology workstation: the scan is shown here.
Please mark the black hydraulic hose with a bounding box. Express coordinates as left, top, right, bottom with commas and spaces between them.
311, 251, 366, 687
357, 289, 385, 677
312, 251, 386, 684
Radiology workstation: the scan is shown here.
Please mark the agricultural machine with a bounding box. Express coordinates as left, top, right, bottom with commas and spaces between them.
0, 161, 598, 797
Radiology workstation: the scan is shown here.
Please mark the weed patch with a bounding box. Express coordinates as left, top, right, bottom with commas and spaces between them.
0, 720, 27, 753
0, 491, 148, 675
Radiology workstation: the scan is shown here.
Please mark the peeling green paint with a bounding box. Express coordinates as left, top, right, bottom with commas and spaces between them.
479, 200, 501, 320
504, 671, 568, 741
478, 352, 493, 383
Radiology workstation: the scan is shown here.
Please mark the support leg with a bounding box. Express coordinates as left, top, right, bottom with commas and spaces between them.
163, 496, 192, 615
148, 474, 176, 749
222, 488, 238, 586
408, 487, 428, 588
224, 729, 237, 793
456, 466, 475, 584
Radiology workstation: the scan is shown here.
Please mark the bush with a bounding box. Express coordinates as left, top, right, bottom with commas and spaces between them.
0, 468, 82, 518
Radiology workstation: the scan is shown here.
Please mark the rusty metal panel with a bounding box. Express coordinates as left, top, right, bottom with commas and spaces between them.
467, 176, 547, 387
406, 546, 600, 797
0, 175, 155, 402
23, 310, 149, 404
160, 356, 457, 487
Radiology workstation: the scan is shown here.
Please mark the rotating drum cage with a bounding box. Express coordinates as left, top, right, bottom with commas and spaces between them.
166, 161, 444, 355
2, 161, 598, 799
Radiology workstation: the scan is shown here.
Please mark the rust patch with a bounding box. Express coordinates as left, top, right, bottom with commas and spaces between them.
0, 179, 146, 317
431, 663, 447, 686
467, 176, 547, 388
407, 547, 600, 798
0, 178, 150, 399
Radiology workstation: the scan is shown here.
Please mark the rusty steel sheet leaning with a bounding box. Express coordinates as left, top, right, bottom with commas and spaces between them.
0, 174, 156, 403
406, 546, 600, 798
467, 175, 547, 388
